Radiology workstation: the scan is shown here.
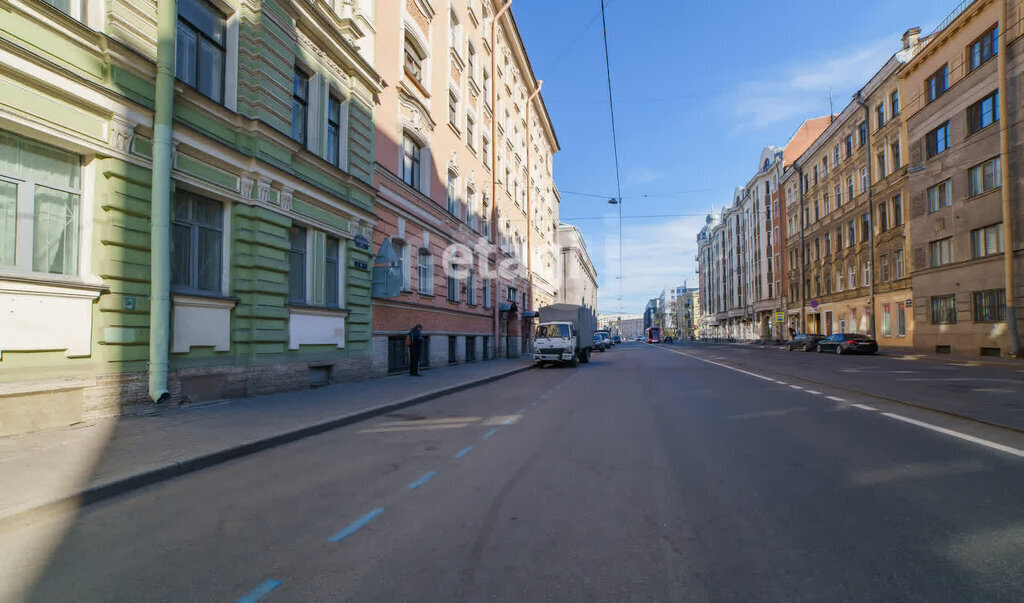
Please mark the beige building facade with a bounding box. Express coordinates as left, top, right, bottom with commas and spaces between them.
902, 0, 1024, 357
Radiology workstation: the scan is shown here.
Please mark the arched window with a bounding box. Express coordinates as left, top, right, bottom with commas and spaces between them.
466, 185, 477, 229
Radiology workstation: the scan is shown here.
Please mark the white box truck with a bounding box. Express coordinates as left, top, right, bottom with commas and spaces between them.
533, 304, 596, 367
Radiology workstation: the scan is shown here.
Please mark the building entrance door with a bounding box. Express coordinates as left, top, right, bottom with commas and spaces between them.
825, 311, 833, 336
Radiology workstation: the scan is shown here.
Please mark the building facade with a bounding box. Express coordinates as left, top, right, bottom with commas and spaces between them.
557, 223, 597, 311
783, 36, 921, 343
369, 0, 559, 373
1, 0, 381, 435
902, 0, 1023, 356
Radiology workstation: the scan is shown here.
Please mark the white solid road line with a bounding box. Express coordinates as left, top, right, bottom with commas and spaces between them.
882, 413, 1024, 459
850, 404, 877, 411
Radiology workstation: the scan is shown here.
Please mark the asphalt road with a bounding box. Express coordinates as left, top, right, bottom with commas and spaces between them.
5, 343, 1024, 601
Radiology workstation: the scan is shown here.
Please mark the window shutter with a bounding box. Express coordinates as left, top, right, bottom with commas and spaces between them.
909, 137, 923, 166
913, 245, 926, 270
910, 191, 925, 219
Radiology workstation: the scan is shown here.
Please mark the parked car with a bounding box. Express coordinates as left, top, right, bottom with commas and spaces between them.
612, 335, 622, 345
787, 333, 826, 352
598, 331, 612, 349
593, 333, 607, 351
817, 333, 878, 355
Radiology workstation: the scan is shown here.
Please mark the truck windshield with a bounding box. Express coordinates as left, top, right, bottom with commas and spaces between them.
537, 324, 569, 339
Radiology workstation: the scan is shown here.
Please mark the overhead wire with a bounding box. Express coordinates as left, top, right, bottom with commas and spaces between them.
599, 0, 625, 312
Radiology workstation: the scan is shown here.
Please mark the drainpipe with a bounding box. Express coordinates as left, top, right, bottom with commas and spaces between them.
524, 80, 542, 344
491, 0, 512, 358
998, 0, 1020, 357
148, 0, 176, 403
855, 91, 876, 339
797, 163, 806, 333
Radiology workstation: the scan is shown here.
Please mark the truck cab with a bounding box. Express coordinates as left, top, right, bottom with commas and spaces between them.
533, 322, 578, 364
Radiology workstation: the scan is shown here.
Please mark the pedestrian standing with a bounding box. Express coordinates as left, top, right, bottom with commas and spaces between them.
408, 324, 423, 376
789, 326, 796, 340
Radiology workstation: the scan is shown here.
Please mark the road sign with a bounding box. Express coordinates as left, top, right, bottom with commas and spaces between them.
775, 312, 785, 323
809, 300, 819, 310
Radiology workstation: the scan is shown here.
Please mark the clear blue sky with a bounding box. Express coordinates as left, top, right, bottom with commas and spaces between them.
512, 0, 960, 314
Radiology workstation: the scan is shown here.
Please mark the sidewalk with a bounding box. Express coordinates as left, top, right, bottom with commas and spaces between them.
0, 358, 534, 525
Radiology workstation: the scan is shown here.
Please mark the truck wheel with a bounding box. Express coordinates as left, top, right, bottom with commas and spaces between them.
569, 353, 579, 368
580, 349, 591, 363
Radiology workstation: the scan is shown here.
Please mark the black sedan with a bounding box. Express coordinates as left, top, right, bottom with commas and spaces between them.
787, 333, 826, 352
816, 333, 878, 355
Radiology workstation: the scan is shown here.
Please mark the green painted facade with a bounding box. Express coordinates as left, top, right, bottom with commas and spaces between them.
0, 0, 381, 424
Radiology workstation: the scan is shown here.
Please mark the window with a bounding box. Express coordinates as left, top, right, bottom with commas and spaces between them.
836, 227, 843, 250
845, 135, 853, 157
42, 0, 82, 18
847, 176, 854, 201
926, 65, 949, 102
849, 263, 856, 288
288, 226, 306, 302
447, 263, 459, 301
483, 69, 491, 106
837, 267, 844, 292
483, 277, 492, 308
467, 270, 476, 305
973, 289, 1006, 322
466, 113, 476, 151
925, 122, 950, 158
467, 186, 478, 230
448, 335, 458, 364
325, 236, 340, 307
482, 134, 491, 167
969, 26, 998, 71
897, 302, 906, 335
876, 103, 885, 130
891, 141, 900, 170
327, 94, 344, 167
863, 260, 871, 286
892, 195, 903, 227
172, 194, 224, 294
814, 199, 820, 221
861, 167, 869, 192
446, 171, 458, 217
891, 89, 900, 117
848, 219, 856, 246
894, 248, 905, 279
927, 179, 952, 212
878, 201, 889, 232
971, 223, 1004, 258
880, 254, 890, 281
968, 91, 999, 134
833, 145, 840, 166
418, 248, 433, 294
482, 194, 491, 239
813, 165, 818, 185
467, 43, 477, 81
404, 36, 425, 83
877, 151, 886, 179
465, 336, 476, 362
291, 68, 314, 147
0, 131, 82, 276
969, 157, 1001, 197
859, 121, 868, 147
861, 212, 870, 242
176, 0, 226, 103
815, 238, 821, 260
449, 9, 460, 51
823, 192, 830, 214
824, 233, 831, 256
448, 91, 459, 128
932, 294, 957, 324
882, 303, 891, 336
929, 237, 953, 267
401, 134, 421, 189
